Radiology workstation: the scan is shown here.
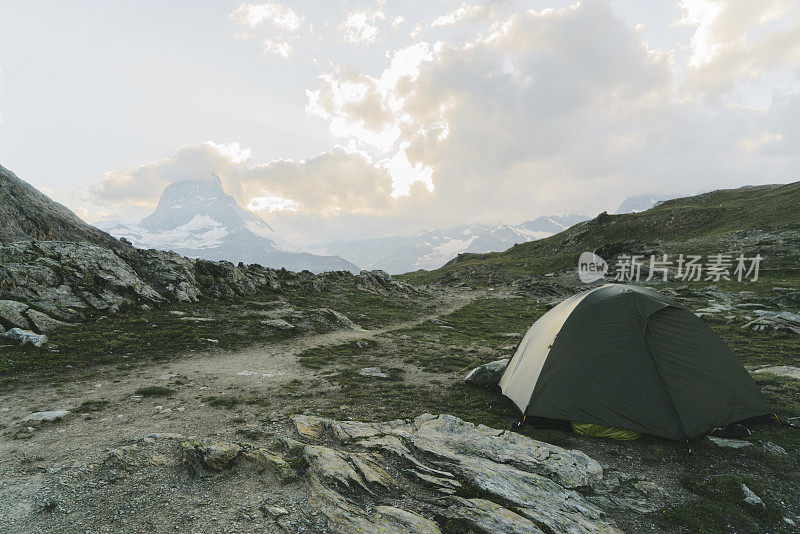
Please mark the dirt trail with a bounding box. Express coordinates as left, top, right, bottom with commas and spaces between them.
172, 289, 478, 381
0, 289, 480, 469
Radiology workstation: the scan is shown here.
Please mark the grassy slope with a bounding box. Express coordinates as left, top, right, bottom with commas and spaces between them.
400, 181, 800, 285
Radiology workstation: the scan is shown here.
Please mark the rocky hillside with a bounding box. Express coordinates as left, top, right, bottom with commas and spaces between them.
0, 167, 411, 334
0, 240, 413, 333
402, 181, 800, 285
0, 164, 120, 248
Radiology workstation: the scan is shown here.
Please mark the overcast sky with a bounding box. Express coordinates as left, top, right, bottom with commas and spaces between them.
1, 0, 799, 244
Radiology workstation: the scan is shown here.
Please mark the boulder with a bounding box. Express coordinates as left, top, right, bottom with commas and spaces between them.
261, 318, 295, 330
0, 299, 30, 329
20, 410, 70, 426
307, 308, 362, 331
181, 439, 242, 471
25, 308, 68, 332
4, 328, 47, 347
762, 441, 788, 455
464, 358, 510, 387
743, 310, 800, 334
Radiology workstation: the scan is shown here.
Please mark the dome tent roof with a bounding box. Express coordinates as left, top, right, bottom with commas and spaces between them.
499, 284, 770, 440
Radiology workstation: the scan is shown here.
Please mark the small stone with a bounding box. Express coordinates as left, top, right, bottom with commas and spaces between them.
261, 319, 295, 330
762, 441, 788, 455
4, 328, 47, 347
264, 506, 289, 518
741, 484, 764, 507
358, 367, 389, 379
708, 436, 753, 448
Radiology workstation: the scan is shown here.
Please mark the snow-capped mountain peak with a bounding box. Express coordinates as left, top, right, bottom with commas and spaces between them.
98, 178, 358, 273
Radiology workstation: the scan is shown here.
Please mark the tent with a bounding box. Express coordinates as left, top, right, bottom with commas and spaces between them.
499, 284, 771, 440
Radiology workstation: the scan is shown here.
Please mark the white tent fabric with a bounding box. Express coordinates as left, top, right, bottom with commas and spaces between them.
499, 289, 587, 412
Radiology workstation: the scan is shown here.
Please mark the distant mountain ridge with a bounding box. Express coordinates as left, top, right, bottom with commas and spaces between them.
315, 214, 589, 273
401, 181, 800, 285
99, 177, 359, 274
615, 194, 677, 214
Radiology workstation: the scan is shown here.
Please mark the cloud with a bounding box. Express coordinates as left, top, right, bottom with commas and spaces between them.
90, 141, 405, 218
430, 2, 484, 28
261, 38, 293, 57
337, 5, 387, 44
674, 0, 800, 101
230, 1, 304, 31
303, 0, 800, 228
88, 0, 800, 243
91, 142, 253, 211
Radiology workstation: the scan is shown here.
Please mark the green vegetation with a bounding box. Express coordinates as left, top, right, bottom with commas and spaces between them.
297, 339, 379, 369
203, 395, 270, 409
134, 386, 174, 397
400, 181, 800, 286
285, 283, 435, 329
665, 474, 782, 533
73, 399, 109, 413
393, 297, 541, 372
0, 283, 434, 389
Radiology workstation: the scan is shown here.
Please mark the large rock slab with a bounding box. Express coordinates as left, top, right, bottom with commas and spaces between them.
19, 410, 70, 426
286, 413, 618, 533
25, 308, 68, 332
8, 414, 633, 533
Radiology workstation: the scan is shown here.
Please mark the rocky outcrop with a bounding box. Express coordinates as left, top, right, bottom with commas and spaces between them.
355, 269, 417, 295
7, 414, 668, 532
0, 240, 418, 323
277, 413, 620, 533
743, 310, 800, 334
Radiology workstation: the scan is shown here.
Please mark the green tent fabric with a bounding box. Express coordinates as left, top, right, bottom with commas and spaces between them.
499, 284, 771, 441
